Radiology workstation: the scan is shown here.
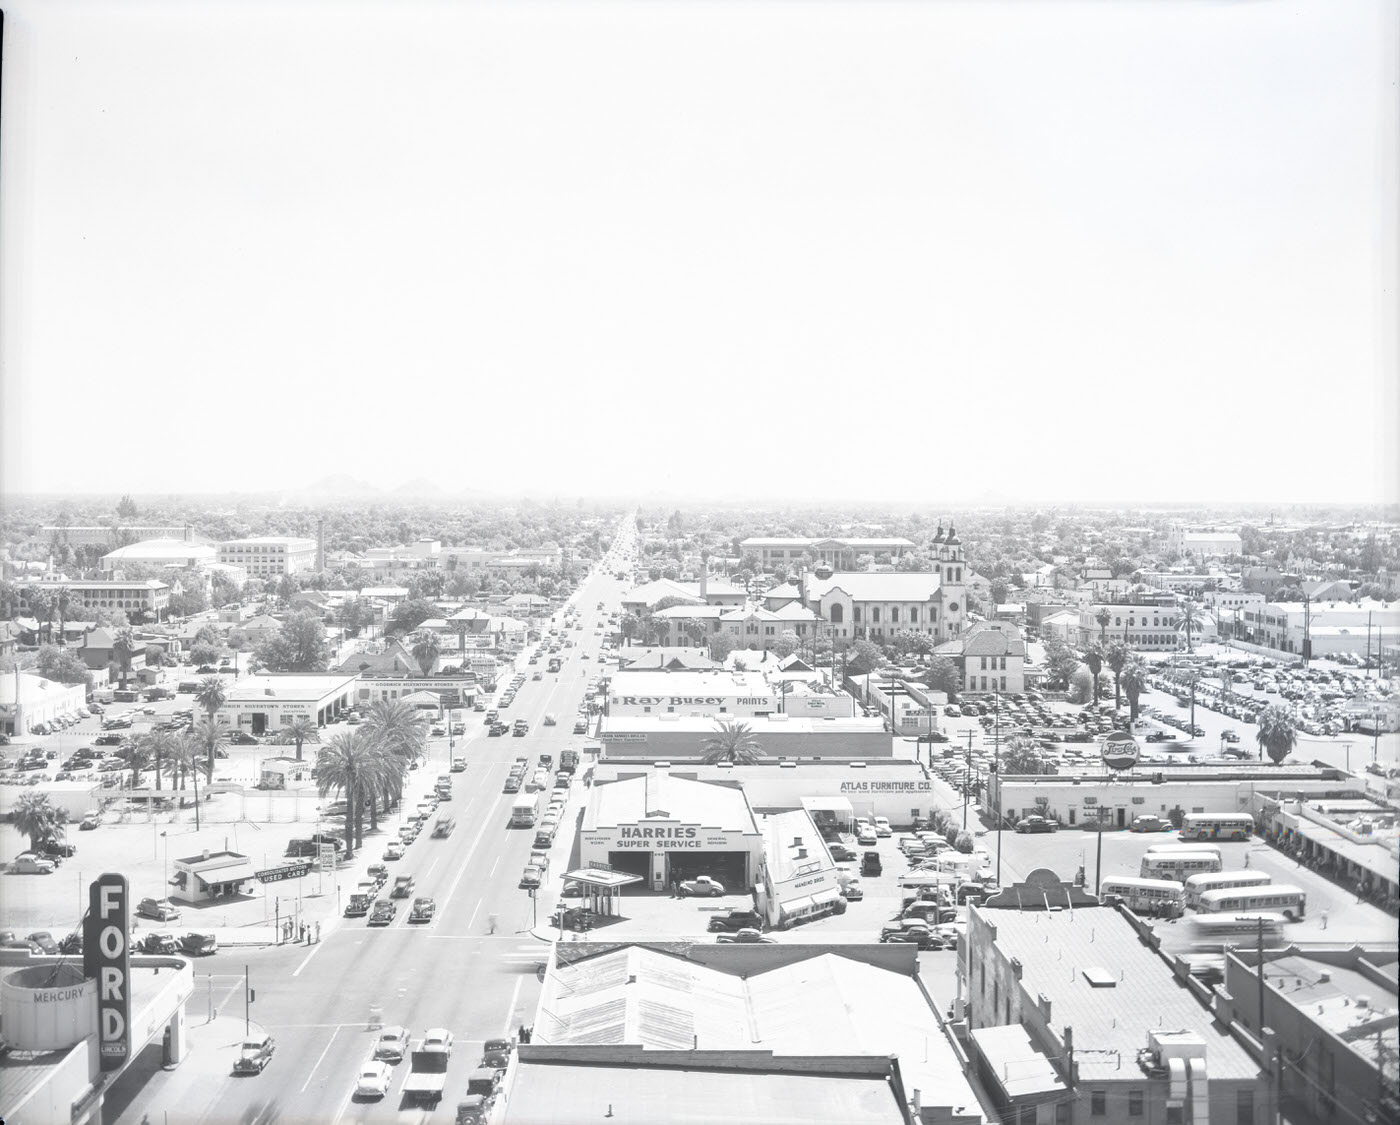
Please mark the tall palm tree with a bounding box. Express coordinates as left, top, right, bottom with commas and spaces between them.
11, 792, 64, 852
700, 719, 764, 765
125, 738, 153, 791
1120, 655, 1148, 721
165, 733, 212, 830
363, 699, 425, 822
1177, 601, 1205, 653
1083, 644, 1105, 706
1095, 608, 1112, 647
683, 619, 707, 649
112, 626, 139, 688
28, 587, 54, 644
141, 729, 177, 791
1104, 640, 1129, 711
191, 717, 228, 794
314, 730, 377, 858
409, 630, 441, 676
193, 675, 229, 771
54, 585, 73, 645
1255, 703, 1298, 764
273, 716, 321, 762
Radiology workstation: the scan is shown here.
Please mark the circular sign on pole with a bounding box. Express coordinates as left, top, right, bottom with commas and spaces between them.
1101, 730, 1140, 772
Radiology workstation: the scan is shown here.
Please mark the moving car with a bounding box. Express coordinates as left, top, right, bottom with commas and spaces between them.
179, 932, 218, 956
839, 880, 864, 901
368, 899, 396, 926
678, 875, 725, 897
717, 928, 773, 944
519, 865, 543, 889
409, 896, 436, 923
708, 909, 763, 933
355, 1059, 394, 1099
137, 898, 181, 921
1014, 816, 1058, 834
861, 851, 882, 877
374, 1025, 410, 1062
233, 1032, 276, 1074
383, 841, 405, 860
573, 719, 588, 734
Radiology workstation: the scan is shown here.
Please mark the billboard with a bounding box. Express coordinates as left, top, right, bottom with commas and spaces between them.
83, 873, 131, 1071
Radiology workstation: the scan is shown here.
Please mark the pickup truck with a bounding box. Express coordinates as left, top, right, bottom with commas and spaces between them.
402, 1034, 453, 1107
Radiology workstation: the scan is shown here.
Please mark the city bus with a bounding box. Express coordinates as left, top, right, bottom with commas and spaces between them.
1180, 813, 1255, 842
1099, 877, 1186, 918
1196, 884, 1307, 921
1140, 851, 1223, 881
1184, 871, 1272, 910
1146, 843, 1223, 862
1189, 913, 1287, 951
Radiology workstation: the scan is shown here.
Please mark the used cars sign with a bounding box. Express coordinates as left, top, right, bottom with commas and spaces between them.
84, 873, 131, 1071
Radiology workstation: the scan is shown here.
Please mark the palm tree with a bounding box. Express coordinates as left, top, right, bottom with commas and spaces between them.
314, 730, 377, 858
1095, 607, 1112, 647
273, 716, 321, 762
1177, 601, 1205, 653
54, 585, 73, 645
683, 619, 707, 649
193, 675, 228, 771
1105, 640, 1129, 711
11, 792, 64, 852
112, 626, 139, 688
1121, 655, 1148, 721
1083, 644, 1105, 706
1218, 666, 1233, 699
363, 699, 426, 823
126, 738, 153, 790
165, 733, 212, 830
700, 719, 764, 765
141, 729, 177, 791
28, 587, 54, 644
191, 717, 228, 793
1255, 703, 1297, 764
409, 631, 441, 676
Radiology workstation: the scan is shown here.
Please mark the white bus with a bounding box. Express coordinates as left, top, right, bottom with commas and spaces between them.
1184, 871, 1272, 910
1100, 877, 1186, 918
1140, 851, 1223, 881
510, 794, 539, 827
1180, 813, 1255, 842
1146, 843, 1223, 862
1197, 884, 1307, 921
1190, 913, 1287, 951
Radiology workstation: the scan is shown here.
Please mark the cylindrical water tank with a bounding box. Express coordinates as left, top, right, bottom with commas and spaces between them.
1, 964, 97, 1050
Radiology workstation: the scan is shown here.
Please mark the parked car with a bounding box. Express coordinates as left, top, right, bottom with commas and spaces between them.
138, 932, 179, 955
137, 898, 181, 922
227, 731, 259, 745
26, 930, 59, 954
839, 880, 864, 901
1129, 815, 1172, 833
233, 1032, 276, 1075
179, 932, 218, 956
677, 875, 725, 897
383, 841, 405, 861
1014, 816, 1058, 834
13, 853, 57, 875
829, 843, 857, 862
717, 928, 773, 944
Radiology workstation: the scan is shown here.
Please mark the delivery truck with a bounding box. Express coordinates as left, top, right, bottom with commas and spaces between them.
510, 794, 539, 827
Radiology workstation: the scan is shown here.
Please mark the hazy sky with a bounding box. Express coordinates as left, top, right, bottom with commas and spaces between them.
2, 0, 1395, 505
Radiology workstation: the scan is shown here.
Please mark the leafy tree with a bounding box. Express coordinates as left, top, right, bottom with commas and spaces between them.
337, 596, 373, 635
652, 595, 699, 613
34, 644, 93, 688
700, 719, 764, 765
771, 630, 801, 659
922, 655, 961, 699
111, 626, 139, 689
1104, 640, 1129, 711
1042, 636, 1081, 689
890, 630, 934, 657
846, 639, 884, 673
1255, 703, 1297, 764
253, 609, 330, 672
1177, 601, 1205, 652
116, 494, 139, 519
272, 716, 321, 762
683, 619, 709, 648
409, 630, 441, 676
619, 612, 641, 646
10, 792, 67, 852
190, 641, 223, 666
1069, 664, 1095, 705
707, 633, 736, 662
387, 598, 439, 636
990, 578, 1010, 606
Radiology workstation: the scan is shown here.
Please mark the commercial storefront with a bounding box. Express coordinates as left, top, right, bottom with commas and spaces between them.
353, 674, 479, 710
217, 673, 358, 734
0, 672, 87, 736
578, 773, 763, 893
595, 715, 893, 760
759, 809, 844, 928
606, 670, 777, 718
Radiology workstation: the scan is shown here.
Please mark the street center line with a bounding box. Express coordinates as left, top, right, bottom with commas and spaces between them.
292, 938, 327, 978
467, 901, 481, 930
502, 974, 525, 1036
299, 1025, 340, 1092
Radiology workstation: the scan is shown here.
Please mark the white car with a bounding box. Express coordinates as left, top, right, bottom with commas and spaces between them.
374, 1025, 410, 1062
383, 841, 405, 860
421, 1028, 454, 1056
355, 1059, 393, 1099
873, 817, 892, 837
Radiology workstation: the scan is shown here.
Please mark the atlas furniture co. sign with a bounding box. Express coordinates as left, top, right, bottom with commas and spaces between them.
83, 873, 131, 1071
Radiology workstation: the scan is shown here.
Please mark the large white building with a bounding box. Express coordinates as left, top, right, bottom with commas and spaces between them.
1238, 598, 1398, 659
215, 673, 358, 735
12, 576, 171, 618
739, 535, 916, 569
1165, 527, 1243, 560
101, 538, 218, 573
1077, 600, 1201, 651
37, 524, 185, 548
216, 536, 318, 578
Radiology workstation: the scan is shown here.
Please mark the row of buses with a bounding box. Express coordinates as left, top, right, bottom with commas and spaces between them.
1099, 814, 1306, 943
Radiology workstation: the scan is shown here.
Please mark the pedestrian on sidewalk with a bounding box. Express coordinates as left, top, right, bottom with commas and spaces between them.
1320, 909, 1329, 930
299, 922, 306, 943
315, 921, 321, 943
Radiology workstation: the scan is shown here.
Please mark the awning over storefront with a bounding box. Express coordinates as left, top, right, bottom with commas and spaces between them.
560, 867, 646, 891
193, 860, 257, 886
778, 886, 843, 921
970, 1024, 1068, 1103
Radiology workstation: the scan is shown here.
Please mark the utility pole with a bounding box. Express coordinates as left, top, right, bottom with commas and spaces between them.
244, 964, 252, 1035
963, 730, 974, 830
1093, 806, 1109, 894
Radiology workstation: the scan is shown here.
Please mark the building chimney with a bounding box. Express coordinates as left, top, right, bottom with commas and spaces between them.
792, 837, 802, 847
699, 563, 708, 602
202, 849, 210, 861
797, 848, 807, 859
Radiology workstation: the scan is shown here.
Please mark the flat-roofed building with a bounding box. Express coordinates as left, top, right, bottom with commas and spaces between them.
761, 808, 844, 927
215, 672, 358, 735
12, 576, 170, 619
597, 713, 890, 761
1165, 527, 1243, 559
38, 524, 185, 548
606, 670, 778, 718
508, 941, 983, 1125
964, 872, 1264, 1124
1238, 598, 1398, 659
740, 536, 916, 569
216, 536, 317, 578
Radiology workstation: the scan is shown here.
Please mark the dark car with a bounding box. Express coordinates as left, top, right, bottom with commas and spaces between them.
1014, 816, 1058, 834
861, 851, 883, 877
829, 843, 857, 862
707, 910, 764, 933
228, 731, 259, 745
43, 840, 77, 859
179, 932, 218, 956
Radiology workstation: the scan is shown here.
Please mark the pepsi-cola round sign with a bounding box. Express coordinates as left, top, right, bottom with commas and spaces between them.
1101, 730, 1140, 772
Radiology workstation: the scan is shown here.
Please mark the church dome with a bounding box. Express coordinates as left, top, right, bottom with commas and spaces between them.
945, 523, 962, 547
931, 523, 945, 545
